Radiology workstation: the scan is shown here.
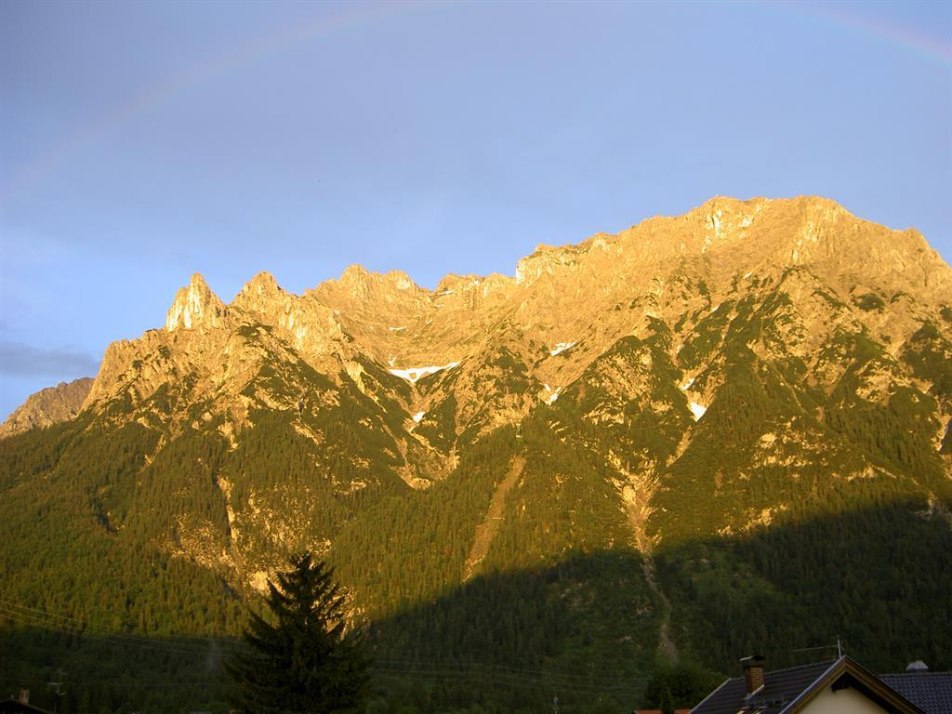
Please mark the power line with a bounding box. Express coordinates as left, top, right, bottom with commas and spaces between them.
371, 659, 641, 693
0, 598, 242, 658
1, 598, 645, 697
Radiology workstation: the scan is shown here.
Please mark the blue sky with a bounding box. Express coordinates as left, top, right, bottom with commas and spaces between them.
1, 0, 950, 419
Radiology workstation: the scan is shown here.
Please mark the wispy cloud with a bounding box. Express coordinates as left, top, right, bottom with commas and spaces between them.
0, 340, 99, 378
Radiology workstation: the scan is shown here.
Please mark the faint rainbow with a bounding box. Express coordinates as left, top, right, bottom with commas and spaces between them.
0, 0, 423, 207
777, 1, 952, 67
5, 1, 949, 208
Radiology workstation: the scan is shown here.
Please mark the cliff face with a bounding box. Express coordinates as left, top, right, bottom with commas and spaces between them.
0, 377, 94, 438
73, 195, 952, 454
3, 194, 951, 584
2, 196, 952, 696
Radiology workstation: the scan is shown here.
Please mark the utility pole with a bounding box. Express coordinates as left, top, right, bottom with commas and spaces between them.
791, 638, 846, 661
47, 668, 66, 713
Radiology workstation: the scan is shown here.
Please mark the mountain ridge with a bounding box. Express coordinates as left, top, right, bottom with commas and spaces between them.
4, 194, 947, 551
71, 195, 951, 449
2, 194, 952, 711
3, 194, 947, 439
0, 377, 93, 438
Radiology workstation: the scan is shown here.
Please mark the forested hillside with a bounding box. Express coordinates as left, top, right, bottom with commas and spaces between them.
2, 196, 951, 712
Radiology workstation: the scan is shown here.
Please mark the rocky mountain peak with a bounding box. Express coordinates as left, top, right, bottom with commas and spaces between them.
384, 269, 419, 292
231, 271, 286, 316
241, 271, 282, 297
4, 195, 952, 714
165, 273, 226, 332
0, 377, 94, 438
332, 265, 424, 298
8, 195, 951, 452
435, 273, 473, 293
514, 240, 596, 286
335, 264, 374, 299
434, 273, 513, 301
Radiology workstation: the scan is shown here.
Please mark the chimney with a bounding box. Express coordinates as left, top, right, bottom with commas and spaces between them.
18, 689, 29, 704
741, 655, 766, 695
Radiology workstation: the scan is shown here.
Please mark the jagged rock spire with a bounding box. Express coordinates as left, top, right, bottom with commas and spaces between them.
165, 273, 226, 331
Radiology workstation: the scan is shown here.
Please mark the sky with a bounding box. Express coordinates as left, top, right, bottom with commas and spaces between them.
1, 0, 950, 419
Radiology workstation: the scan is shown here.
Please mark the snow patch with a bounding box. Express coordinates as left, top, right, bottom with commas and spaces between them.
688, 401, 707, 421
388, 362, 460, 383
412, 411, 425, 423
549, 341, 576, 356
543, 385, 561, 404
678, 377, 706, 420
388, 326, 406, 332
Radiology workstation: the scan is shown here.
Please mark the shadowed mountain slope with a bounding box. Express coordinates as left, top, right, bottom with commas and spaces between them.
1, 196, 951, 711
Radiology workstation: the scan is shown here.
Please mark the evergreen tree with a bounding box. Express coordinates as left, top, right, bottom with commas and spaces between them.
641, 661, 723, 711
229, 553, 369, 714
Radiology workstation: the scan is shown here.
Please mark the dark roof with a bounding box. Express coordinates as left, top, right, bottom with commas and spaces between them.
0, 699, 55, 714
880, 672, 952, 714
691, 657, 924, 714
691, 659, 834, 714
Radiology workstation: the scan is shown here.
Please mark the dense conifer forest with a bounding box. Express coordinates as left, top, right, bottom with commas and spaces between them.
3, 218, 951, 711
2, 404, 951, 712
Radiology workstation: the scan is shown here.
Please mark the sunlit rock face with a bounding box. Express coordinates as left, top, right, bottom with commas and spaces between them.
4, 195, 951, 591
165, 273, 226, 332
0, 377, 93, 438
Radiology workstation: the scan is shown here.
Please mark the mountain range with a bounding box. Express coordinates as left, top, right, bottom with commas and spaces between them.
2, 196, 951, 713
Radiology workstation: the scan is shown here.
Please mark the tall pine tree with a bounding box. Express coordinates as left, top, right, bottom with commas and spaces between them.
229, 553, 369, 713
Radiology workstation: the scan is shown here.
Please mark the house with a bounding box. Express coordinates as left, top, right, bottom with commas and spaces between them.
880, 661, 952, 714
0, 691, 55, 714
691, 655, 924, 714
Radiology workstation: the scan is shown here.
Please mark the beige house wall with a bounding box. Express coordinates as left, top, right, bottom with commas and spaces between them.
801, 684, 890, 714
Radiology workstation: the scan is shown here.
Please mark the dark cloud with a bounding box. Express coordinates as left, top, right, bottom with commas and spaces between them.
0, 340, 100, 378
